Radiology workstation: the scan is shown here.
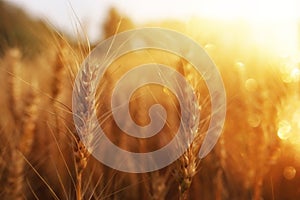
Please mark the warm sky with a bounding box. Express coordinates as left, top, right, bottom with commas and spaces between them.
8, 0, 214, 41
7, 0, 300, 42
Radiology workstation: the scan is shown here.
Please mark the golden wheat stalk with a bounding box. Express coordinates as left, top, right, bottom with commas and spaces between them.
51, 42, 66, 101
72, 59, 103, 200
19, 81, 39, 155
73, 136, 90, 200
213, 134, 228, 200
174, 143, 199, 200
5, 82, 39, 199
172, 59, 204, 200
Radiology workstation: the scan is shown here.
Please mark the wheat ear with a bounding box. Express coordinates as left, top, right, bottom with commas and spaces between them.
5, 83, 39, 199
6, 48, 22, 123
72, 60, 102, 200
146, 169, 172, 200
173, 59, 203, 200
51, 42, 66, 101
73, 136, 90, 200
174, 142, 200, 200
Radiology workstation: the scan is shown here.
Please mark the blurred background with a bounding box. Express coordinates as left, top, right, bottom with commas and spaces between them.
1, 0, 300, 199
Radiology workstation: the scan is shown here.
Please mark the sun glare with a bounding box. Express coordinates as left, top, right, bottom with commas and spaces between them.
191, 0, 300, 56
277, 96, 300, 146
194, 0, 299, 21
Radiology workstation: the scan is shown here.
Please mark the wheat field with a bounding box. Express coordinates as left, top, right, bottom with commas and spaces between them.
0, 3, 300, 200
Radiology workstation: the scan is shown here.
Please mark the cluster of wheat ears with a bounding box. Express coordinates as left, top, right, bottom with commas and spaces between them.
0, 8, 299, 200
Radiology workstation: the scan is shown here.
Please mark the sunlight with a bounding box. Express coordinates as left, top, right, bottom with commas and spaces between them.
250, 22, 298, 56
278, 97, 300, 145
191, 0, 300, 56
196, 0, 299, 22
